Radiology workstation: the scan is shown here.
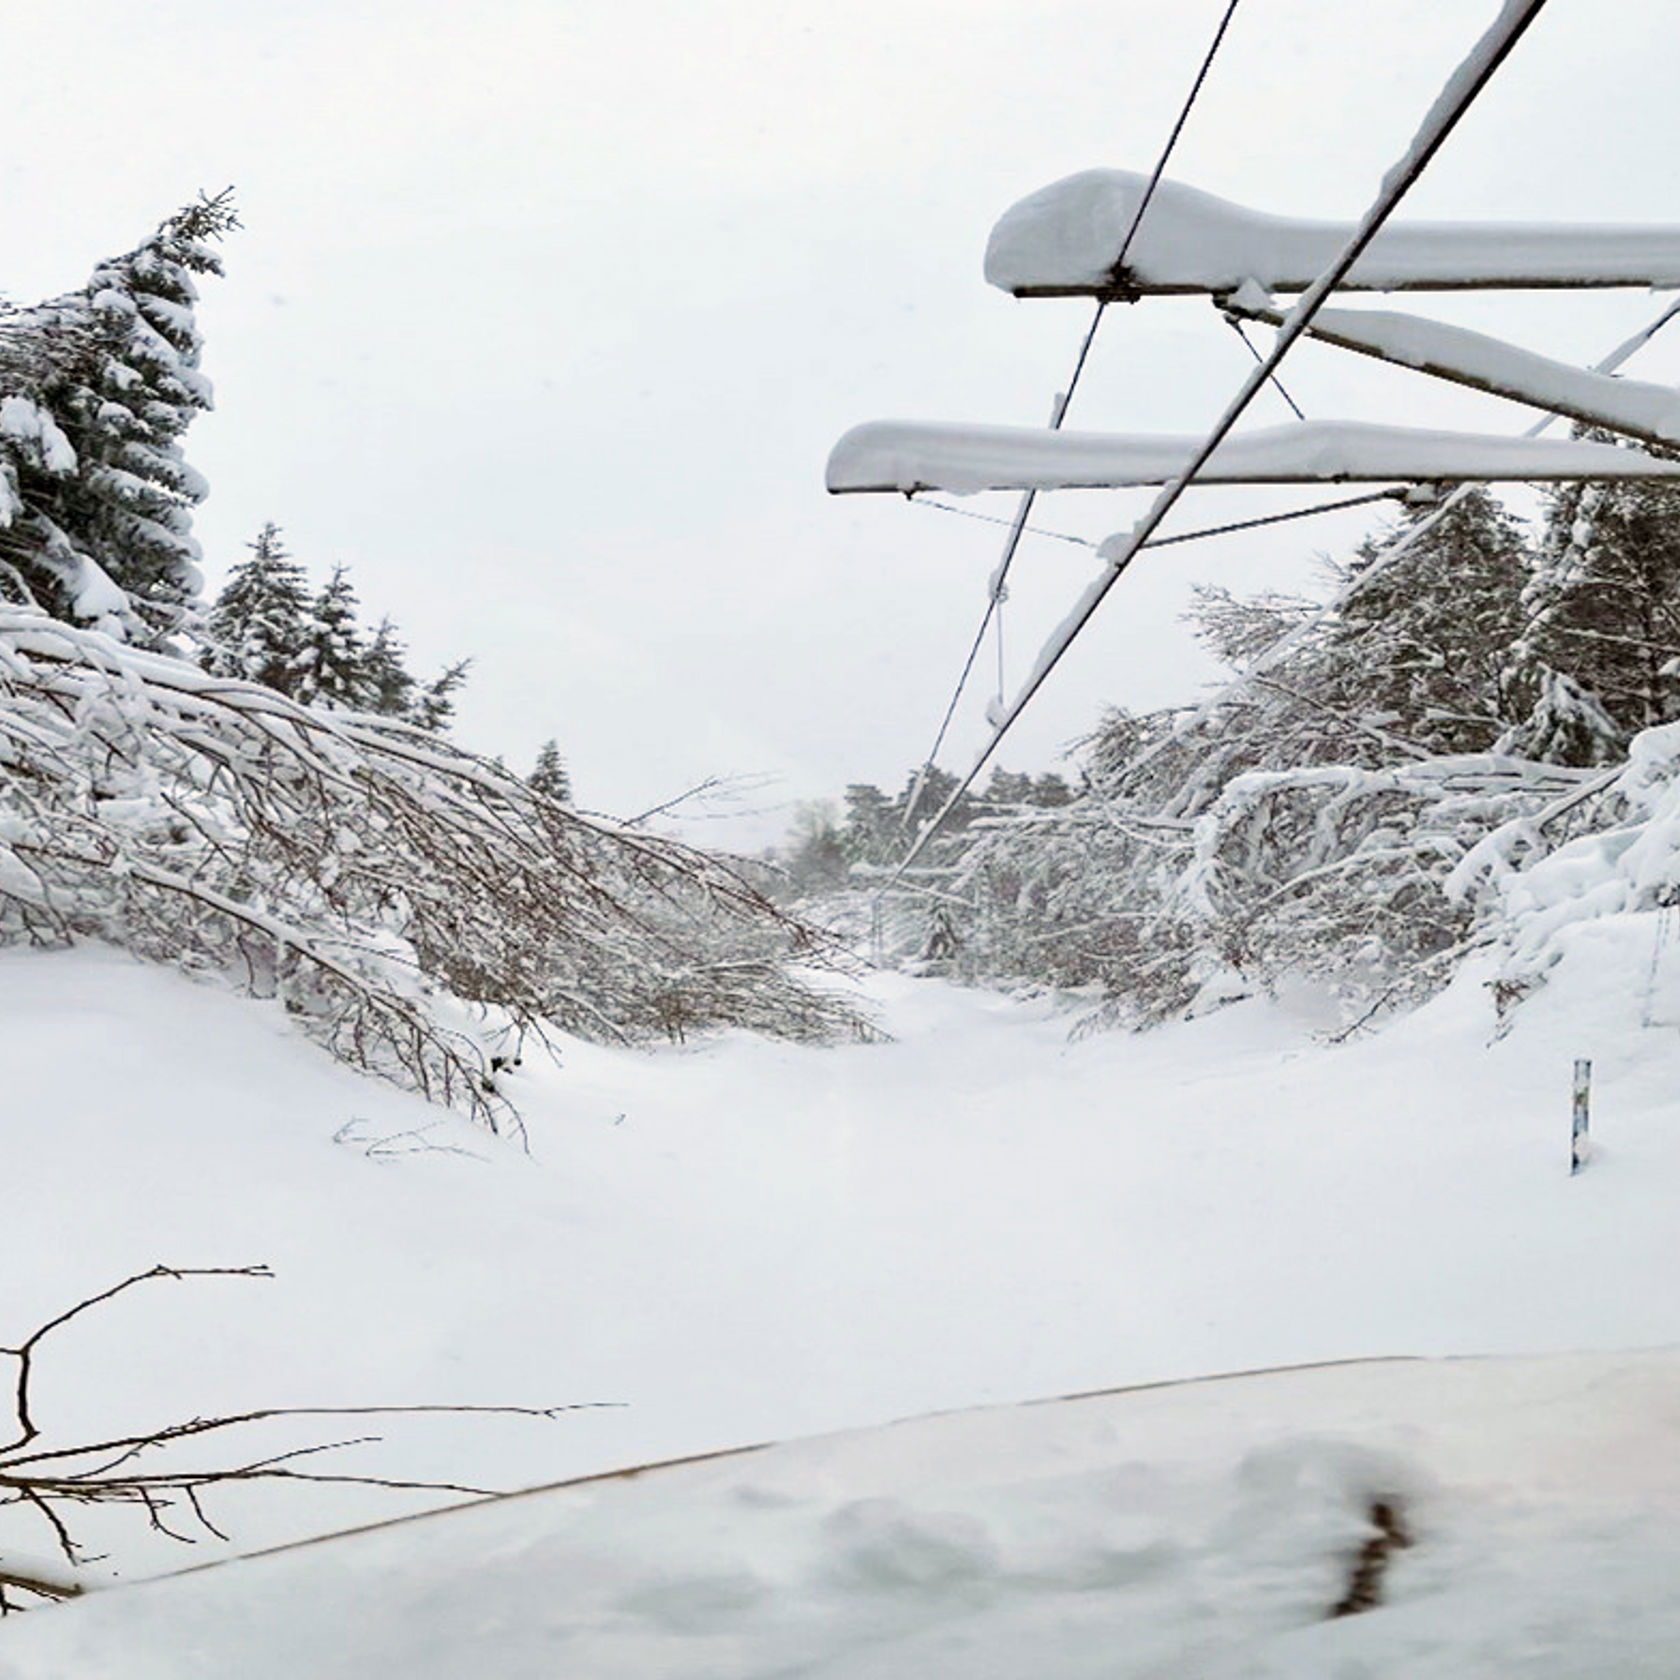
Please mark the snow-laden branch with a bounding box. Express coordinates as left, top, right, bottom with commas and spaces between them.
985, 169, 1680, 298
827, 418, 1680, 496
0, 610, 873, 1130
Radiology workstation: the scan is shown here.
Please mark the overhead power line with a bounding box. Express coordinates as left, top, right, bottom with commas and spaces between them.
893, 0, 1554, 877
912, 487, 1406, 553
900, 0, 1246, 823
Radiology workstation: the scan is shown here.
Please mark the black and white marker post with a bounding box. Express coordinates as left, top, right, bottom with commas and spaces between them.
1571, 1059, 1592, 1175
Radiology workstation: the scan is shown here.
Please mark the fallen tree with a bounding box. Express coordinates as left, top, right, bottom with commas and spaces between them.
0, 608, 873, 1134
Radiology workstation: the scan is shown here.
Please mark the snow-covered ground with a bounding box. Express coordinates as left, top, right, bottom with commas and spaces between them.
2, 926, 1679, 1669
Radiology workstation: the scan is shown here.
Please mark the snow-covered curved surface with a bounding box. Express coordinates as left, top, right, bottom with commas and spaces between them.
6, 1349, 1680, 1678
827, 417, 1680, 495
984, 169, 1680, 296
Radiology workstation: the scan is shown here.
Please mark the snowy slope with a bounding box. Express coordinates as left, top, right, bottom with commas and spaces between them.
2, 926, 1680, 1665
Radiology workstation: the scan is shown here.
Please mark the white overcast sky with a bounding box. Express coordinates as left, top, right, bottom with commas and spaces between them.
3, 0, 1678, 844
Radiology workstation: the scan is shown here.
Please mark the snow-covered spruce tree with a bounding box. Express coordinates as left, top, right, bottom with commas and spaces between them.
361, 617, 416, 718
202, 522, 310, 692
0, 193, 235, 642
0, 608, 872, 1133
204, 544, 467, 728
529, 740, 571, 803
1501, 465, 1680, 764
295, 564, 366, 709
1325, 488, 1530, 756
410, 657, 470, 733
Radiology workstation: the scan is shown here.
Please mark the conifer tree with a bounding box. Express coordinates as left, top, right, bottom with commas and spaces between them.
840, 783, 898, 866
528, 740, 572, 803
1173, 490, 1532, 781
896, 765, 975, 833
0, 193, 236, 640
983, 769, 1036, 807
1502, 471, 1680, 761
296, 564, 366, 709
1030, 772, 1074, 807
1328, 488, 1530, 755
202, 523, 309, 692
361, 617, 417, 718
410, 659, 471, 732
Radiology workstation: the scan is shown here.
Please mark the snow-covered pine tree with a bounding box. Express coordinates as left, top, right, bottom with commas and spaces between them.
1501, 467, 1680, 763
361, 617, 417, 718
410, 658, 470, 732
202, 522, 309, 692
529, 740, 571, 803
1327, 488, 1530, 755
0, 193, 236, 641
296, 564, 366, 709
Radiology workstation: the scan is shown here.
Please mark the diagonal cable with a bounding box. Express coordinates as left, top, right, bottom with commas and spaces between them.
891, 0, 1554, 878
1106, 290, 1680, 799
1226, 316, 1308, 419
900, 0, 1246, 827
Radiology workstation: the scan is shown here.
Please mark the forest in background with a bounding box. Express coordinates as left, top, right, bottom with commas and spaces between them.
782, 473, 1680, 1036
7, 191, 1680, 1123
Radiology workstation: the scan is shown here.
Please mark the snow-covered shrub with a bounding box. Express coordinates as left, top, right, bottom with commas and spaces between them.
1452, 724, 1680, 1002
918, 487, 1639, 1031
0, 610, 870, 1131
948, 755, 1598, 1029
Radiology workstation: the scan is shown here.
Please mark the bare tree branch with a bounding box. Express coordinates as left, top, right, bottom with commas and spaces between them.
0, 1267, 621, 1610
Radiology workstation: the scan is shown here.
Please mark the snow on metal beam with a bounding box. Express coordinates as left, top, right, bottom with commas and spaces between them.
826, 419, 1680, 496
1223, 295, 1680, 451
985, 171, 1680, 298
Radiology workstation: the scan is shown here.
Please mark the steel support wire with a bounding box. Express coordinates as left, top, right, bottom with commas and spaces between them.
900, 0, 1246, 827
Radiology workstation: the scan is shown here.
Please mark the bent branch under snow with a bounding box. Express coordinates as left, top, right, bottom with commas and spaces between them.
0, 609, 874, 1131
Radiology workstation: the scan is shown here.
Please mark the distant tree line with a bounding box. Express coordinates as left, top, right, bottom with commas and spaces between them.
782, 763, 1075, 894
833, 476, 1680, 1030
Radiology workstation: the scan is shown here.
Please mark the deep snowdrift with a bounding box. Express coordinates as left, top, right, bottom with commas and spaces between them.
1, 923, 1678, 1669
